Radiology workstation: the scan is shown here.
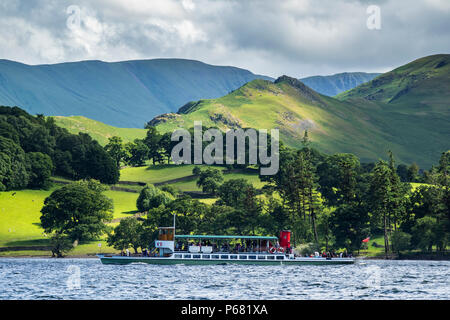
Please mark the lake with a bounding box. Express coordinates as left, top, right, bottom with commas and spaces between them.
0, 258, 448, 299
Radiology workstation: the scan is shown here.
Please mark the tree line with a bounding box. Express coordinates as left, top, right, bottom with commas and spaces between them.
27, 114, 448, 256
0, 106, 120, 191
107, 132, 449, 256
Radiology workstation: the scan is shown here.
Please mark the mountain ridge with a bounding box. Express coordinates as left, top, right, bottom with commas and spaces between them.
300, 72, 381, 96
0, 58, 272, 128
147, 55, 450, 167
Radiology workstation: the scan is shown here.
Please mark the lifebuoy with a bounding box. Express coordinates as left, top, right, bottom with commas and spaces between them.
269, 247, 276, 254
277, 247, 285, 253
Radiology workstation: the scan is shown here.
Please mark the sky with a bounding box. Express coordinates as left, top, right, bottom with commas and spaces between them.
0, 0, 449, 78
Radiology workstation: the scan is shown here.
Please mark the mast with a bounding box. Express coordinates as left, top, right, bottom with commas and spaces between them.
173, 211, 176, 238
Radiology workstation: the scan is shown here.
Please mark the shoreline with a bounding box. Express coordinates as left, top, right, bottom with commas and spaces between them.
1, 253, 449, 261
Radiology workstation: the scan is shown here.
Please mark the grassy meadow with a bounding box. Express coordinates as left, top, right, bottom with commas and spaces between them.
0, 186, 139, 256
0, 164, 268, 257
53, 116, 146, 146
1, 160, 430, 258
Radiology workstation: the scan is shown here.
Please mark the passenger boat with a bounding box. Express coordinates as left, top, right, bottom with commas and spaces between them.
97, 226, 355, 265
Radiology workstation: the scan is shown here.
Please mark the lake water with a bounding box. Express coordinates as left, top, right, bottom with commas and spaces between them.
0, 258, 448, 300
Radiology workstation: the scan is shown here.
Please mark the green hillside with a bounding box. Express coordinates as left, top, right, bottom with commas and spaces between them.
53, 116, 146, 146
0, 186, 139, 256
52, 55, 450, 167
337, 54, 450, 107
147, 55, 450, 168
0, 164, 267, 256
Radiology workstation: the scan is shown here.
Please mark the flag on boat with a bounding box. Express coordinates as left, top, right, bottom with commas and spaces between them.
362, 237, 370, 243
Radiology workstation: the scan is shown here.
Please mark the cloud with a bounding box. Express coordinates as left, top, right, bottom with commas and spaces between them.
0, 0, 448, 77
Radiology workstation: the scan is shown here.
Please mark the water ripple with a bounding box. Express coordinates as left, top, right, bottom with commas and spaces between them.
0, 258, 448, 299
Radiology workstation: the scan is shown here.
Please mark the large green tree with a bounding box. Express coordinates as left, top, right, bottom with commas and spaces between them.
136, 184, 174, 212
40, 180, 114, 242
105, 136, 126, 169
124, 139, 149, 167
195, 167, 224, 195
0, 136, 29, 191
26, 152, 53, 189
107, 217, 145, 253
144, 126, 163, 164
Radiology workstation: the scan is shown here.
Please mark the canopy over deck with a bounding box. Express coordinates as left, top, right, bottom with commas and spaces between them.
175, 235, 278, 241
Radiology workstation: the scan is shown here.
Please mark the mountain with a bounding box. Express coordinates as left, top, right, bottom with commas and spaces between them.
300, 72, 381, 96
0, 59, 271, 128
148, 55, 450, 167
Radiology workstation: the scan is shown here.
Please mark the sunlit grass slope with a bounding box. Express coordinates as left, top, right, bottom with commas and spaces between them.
0, 187, 139, 255
53, 116, 146, 146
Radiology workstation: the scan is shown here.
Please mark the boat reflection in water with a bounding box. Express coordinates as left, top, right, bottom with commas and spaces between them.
98, 226, 355, 265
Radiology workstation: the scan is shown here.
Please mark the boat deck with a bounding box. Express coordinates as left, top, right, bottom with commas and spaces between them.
97, 252, 355, 265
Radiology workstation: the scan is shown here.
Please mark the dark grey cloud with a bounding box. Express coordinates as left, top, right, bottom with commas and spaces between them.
0, 0, 448, 77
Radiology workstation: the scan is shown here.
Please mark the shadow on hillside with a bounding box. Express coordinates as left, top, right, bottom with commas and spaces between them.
4, 239, 50, 247
145, 164, 181, 171
122, 210, 139, 215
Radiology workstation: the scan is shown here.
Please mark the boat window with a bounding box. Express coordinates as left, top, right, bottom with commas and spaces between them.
193, 254, 201, 259
267, 255, 275, 260
257, 255, 266, 260
202, 255, 210, 259
239, 255, 247, 260
174, 254, 182, 258
230, 255, 237, 259
212, 255, 220, 259
248, 256, 256, 260
276, 255, 284, 260
183, 254, 191, 259
220, 255, 228, 259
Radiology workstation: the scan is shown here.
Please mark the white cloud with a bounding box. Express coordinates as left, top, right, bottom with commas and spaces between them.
0, 0, 448, 77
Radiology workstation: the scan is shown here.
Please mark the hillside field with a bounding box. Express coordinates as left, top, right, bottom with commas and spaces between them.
0, 164, 267, 256
53, 116, 146, 146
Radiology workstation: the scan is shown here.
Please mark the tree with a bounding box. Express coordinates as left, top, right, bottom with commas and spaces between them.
160, 132, 175, 164
407, 163, 420, 182
49, 233, 74, 258
387, 151, 411, 232
241, 185, 264, 235
317, 153, 360, 206
137, 184, 174, 212
124, 139, 149, 167
56, 133, 120, 184
26, 152, 53, 189
368, 154, 410, 255
217, 179, 252, 208
408, 185, 448, 252
437, 151, 450, 223
330, 203, 369, 253
0, 136, 29, 191
369, 160, 393, 254
144, 126, 163, 164
196, 167, 224, 195
391, 230, 412, 254
411, 216, 440, 252
40, 180, 114, 242
107, 218, 144, 253
397, 164, 409, 182
105, 136, 126, 169
0, 106, 119, 186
